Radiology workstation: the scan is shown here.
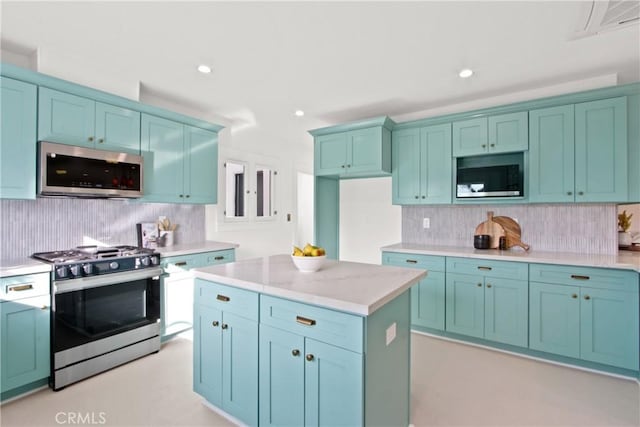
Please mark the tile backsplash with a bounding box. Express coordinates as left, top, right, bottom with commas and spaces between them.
403, 204, 618, 254
0, 198, 205, 259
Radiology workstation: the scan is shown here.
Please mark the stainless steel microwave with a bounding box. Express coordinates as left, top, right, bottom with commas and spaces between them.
456, 163, 523, 199
38, 141, 143, 198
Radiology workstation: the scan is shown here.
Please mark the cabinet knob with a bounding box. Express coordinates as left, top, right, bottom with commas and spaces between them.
477, 283, 482, 287
292, 349, 300, 357
578, 191, 584, 196
571, 294, 578, 299
88, 136, 94, 142
481, 144, 486, 148
306, 354, 314, 362
179, 194, 184, 198
490, 143, 495, 147
584, 295, 591, 301
421, 196, 426, 199
415, 196, 419, 199
98, 138, 104, 144
567, 191, 573, 195
486, 283, 492, 288
221, 323, 228, 330
212, 321, 219, 327
347, 164, 351, 168
186, 195, 190, 198
341, 165, 345, 168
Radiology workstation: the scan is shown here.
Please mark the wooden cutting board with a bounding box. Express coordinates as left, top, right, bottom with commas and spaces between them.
493, 216, 530, 251
474, 211, 505, 249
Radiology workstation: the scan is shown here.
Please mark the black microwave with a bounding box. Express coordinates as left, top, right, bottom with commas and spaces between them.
456, 156, 523, 199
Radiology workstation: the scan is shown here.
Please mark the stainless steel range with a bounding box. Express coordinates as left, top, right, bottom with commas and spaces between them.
33, 245, 162, 390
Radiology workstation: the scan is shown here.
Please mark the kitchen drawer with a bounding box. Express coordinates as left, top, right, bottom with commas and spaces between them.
446, 257, 528, 280
382, 252, 445, 272
202, 249, 235, 266
195, 279, 258, 321
161, 254, 200, 273
0, 273, 49, 301
529, 264, 638, 292
259, 294, 364, 353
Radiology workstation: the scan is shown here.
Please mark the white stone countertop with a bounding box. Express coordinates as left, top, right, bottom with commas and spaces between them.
381, 243, 640, 273
155, 241, 239, 258
0, 258, 52, 278
192, 254, 426, 316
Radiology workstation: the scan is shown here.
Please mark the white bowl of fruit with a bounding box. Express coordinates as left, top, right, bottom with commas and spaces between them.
291, 244, 326, 272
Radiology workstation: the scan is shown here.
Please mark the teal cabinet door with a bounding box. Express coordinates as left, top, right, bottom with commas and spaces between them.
95, 102, 141, 154
484, 277, 528, 347
38, 87, 95, 147
575, 97, 628, 202
392, 128, 421, 204
445, 273, 484, 338
529, 105, 575, 202
222, 312, 258, 426
412, 272, 445, 330
193, 304, 223, 406
315, 133, 348, 176
529, 282, 580, 358
0, 77, 37, 200
348, 127, 383, 174
185, 126, 217, 204
488, 111, 528, 153
0, 297, 50, 393
304, 338, 363, 427
259, 324, 305, 427
579, 287, 639, 370
452, 117, 487, 157
421, 123, 452, 203
141, 114, 184, 202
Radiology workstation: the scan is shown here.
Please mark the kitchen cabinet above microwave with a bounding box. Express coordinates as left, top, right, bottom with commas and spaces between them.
38, 87, 141, 154
452, 111, 528, 157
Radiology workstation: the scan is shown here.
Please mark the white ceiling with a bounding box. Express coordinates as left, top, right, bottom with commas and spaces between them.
2, 1, 639, 137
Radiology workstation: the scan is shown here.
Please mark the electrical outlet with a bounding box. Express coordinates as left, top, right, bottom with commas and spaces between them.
423, 218, 430, 229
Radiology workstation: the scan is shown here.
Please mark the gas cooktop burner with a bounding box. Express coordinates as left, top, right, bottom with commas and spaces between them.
33, 245, 156, 263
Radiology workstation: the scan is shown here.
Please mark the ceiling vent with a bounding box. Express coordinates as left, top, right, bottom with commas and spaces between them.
572, 0, 639, 39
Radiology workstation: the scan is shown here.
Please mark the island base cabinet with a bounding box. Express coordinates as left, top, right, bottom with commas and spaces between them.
193, 304, 223, 405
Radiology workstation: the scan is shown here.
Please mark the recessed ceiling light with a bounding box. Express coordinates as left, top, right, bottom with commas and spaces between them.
294, 110, 305, 117
197, 64, 212, 74
459, 68, 474, 78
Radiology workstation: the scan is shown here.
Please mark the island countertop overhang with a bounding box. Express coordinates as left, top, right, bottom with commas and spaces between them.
192, 254, 426, 316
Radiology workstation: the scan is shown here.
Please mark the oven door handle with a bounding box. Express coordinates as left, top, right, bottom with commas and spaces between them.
53, 267, 163, 294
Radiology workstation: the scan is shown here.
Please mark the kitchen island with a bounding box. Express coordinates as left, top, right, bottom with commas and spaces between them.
192, 254, 426, 426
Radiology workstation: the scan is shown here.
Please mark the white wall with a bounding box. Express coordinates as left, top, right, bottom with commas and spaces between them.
339, 177, 401, 264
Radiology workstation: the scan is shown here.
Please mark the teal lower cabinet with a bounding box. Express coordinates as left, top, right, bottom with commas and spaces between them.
160, 249, 235, 340
382, 252, 445, 330
529, 264, 639, 371
193, 279, 258, 426
0, 273, 51, 400
445, 258, 529, 347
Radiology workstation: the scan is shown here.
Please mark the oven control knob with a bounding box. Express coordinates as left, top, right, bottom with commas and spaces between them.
83, 264, 93, 275
56, 266, 69, 279
70, 265, 81, 277
109, 261, 119, 270
140, 256, 150, 266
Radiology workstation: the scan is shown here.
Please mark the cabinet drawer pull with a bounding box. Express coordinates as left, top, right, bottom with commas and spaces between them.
216, 294, 230, 302
214, 256, 224, 261
405, 259, 418, 264
296, 316, 316, 326
477, 266, 492, 271
7, 283, 34, 292
570, 275, 590, 281
174, 261, 187, 267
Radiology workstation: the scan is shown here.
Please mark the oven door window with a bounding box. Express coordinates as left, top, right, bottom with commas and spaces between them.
53, 278, 160, 352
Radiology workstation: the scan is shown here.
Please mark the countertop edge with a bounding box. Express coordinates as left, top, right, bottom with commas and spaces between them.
155, 241, 239, 258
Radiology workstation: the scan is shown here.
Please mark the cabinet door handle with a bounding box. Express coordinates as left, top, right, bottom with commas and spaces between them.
421, 196, 426, 199
7, 283, 34, 292
477, 266, 492, 271
481, 144, 486, 148
347, 164, 351, 168
212, 321, 219, 327
217, 294, 230, 302
571, 294, 578, 299
179, 194, 184, 198
341, 165, 346, 168
414, 195, 419, 199
174, 261, 187, 267
477, 283, 483, 287
98, 138, 104, 143
88, 136, 94, 142
486, 283, 492, 288
214, 256, 224, 261
292, 349, 300, 357
296, 316, 316, 326
490, 143, 495, 147
306, 354, 315, 361
221, 323, 228, 330
405, 259, 418, 264
584, 295, 591, 301
570, 275, 590, 281
578, 191, 584, 196
567, 191, 573, 196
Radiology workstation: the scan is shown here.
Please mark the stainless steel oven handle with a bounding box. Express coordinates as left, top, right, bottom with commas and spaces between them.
54, 267, 163, 294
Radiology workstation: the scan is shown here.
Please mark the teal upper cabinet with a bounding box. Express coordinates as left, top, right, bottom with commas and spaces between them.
392, 123, 452, 204
529, 97, 628, 203
38, 87, 141, 153
452, 112, 528, 157
141, 114, 218, 204
311, 116, 393, 179
0, 77, 37, 200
